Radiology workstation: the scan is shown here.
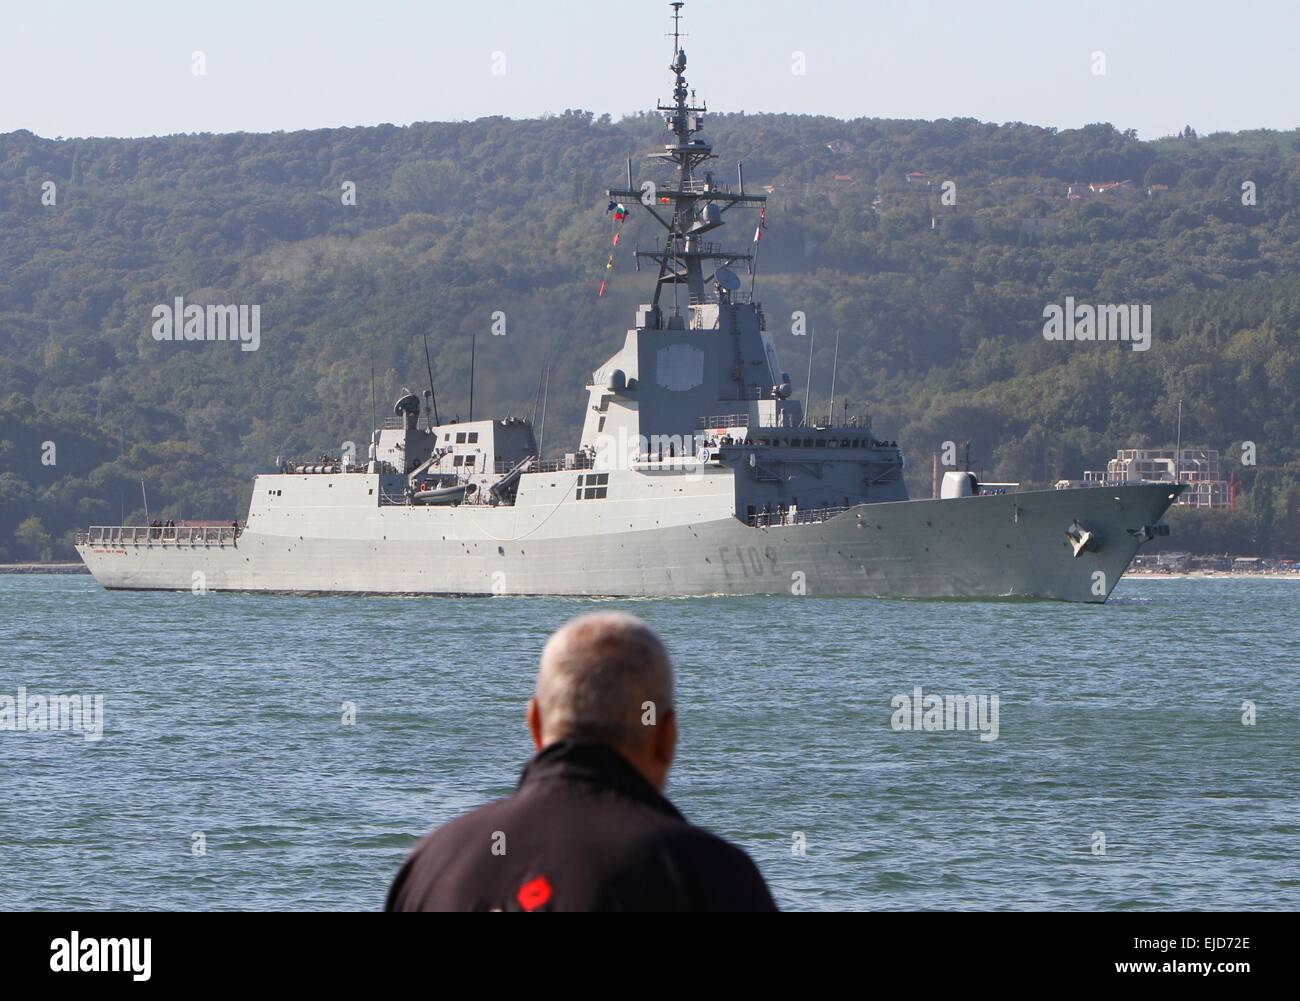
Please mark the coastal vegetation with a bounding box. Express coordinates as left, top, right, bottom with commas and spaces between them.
1, 112, 1297, 558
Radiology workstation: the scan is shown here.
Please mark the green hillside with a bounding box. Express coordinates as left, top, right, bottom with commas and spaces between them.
1, 111, 1297, 559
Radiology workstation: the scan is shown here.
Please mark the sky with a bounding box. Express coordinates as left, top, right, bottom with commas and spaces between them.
2, 0, 1296, 140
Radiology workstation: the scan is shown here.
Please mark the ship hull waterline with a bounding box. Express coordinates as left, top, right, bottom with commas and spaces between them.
75, 484, 1180, 603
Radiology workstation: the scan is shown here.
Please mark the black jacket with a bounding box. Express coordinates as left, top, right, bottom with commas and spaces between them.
385, 741, 778, 911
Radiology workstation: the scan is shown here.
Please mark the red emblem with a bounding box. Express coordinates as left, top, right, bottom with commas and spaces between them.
517, 875, 552, 911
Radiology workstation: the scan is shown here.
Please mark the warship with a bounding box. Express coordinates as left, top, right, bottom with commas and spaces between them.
75, 3, 1182, 602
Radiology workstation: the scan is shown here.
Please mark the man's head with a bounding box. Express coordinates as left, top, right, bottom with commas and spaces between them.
528, 612, 677, 791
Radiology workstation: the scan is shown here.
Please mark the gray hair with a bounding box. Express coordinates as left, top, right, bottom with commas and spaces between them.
535, 612, 674, 748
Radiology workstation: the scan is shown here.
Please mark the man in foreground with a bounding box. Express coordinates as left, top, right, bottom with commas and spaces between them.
386, 611, 777, 911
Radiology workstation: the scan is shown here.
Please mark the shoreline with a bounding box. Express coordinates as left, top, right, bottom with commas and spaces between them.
1125, 570, 1298, 580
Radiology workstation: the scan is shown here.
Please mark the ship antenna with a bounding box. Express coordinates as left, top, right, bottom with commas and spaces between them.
370, 361, 377, 445
803, 326, 815, 427
468, 330, 476, 422
611, 3, 765, 312
538, 361, 551, 460
422, 330, 441, 426
1174, 398, 1183, 488
669, 1, 686, 319
828, 330, 840, 427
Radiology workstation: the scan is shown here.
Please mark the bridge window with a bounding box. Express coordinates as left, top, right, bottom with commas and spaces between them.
468, 432, 479, 443
576, 473, 610, 500
456, 432, 467, 444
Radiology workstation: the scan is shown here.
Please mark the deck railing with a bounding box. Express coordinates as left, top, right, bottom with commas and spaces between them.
76, 525, 240, 546
697, 413, 752, 429
533, 454, 595, 473
746, 505, 851, 528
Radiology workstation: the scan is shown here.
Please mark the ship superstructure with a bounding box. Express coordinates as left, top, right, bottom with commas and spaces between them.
75, 4, 1181, 601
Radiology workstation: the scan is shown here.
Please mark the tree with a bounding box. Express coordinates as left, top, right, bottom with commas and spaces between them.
14, 515, 53, 562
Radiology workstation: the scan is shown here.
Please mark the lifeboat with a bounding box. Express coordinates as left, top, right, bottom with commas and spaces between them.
412, 481, 476, 506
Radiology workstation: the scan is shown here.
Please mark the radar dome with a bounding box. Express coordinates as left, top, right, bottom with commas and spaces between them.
715, 266, 740, 291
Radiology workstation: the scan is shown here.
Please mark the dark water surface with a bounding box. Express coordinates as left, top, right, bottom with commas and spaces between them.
1, 575, 1296, 910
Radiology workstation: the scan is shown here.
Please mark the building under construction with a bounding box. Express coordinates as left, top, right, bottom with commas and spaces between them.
1073, 447, 1232, 508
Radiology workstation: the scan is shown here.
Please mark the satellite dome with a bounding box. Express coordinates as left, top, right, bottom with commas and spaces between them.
393, 389, 420, 416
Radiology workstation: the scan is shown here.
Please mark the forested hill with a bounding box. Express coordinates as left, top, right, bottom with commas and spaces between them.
1, 111, 1298, 560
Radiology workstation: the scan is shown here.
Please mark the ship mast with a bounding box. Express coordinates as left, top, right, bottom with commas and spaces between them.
607, 1, 767, 317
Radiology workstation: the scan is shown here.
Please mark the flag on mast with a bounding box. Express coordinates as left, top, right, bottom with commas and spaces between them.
753, 206, 766, 242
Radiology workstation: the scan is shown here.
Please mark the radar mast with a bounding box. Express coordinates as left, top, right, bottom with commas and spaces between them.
606, 1, 767, 316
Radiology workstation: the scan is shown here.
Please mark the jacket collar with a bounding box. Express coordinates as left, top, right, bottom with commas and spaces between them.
518, 740, 684, 821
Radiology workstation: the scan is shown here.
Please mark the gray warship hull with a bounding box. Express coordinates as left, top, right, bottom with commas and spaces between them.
75, 6, 1185, 603
76, 482, 1178, 602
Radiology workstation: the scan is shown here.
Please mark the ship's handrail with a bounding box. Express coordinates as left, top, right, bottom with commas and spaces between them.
673, 179, 730, 194
76, 525, 240, 545
697, 413, 752, 429
689, 290, 753, 309
377, 416, 455, 432
806, 414, 868, 430
281, 461, 363, 474
494, 456, 542, 474
533, 454, 595, 473
746, 505, 851, 528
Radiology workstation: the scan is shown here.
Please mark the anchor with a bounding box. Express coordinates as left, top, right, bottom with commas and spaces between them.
1065, 519, 1100, 557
